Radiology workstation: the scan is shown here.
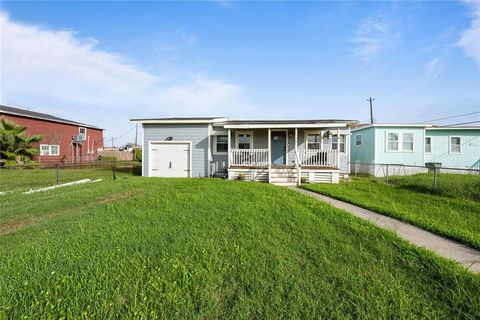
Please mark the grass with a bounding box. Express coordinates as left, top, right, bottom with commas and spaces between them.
1, 177, 479, 318
0, 162, 140, 192
302, 176, 480, 249
387, 172, 480, 201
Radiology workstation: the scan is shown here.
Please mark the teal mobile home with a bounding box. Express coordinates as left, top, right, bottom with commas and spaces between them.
350, 124, 480, 176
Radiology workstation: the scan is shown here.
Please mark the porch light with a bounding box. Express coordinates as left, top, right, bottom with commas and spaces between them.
323, 130, 332, 139
165, 136, 173, 141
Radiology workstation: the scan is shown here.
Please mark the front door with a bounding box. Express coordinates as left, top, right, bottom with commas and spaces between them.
271, 132, 286, 165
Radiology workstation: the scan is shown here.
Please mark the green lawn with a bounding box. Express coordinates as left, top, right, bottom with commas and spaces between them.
0, 162, 140, 192
1, 178, 479, 318
387, 172, 480, 201
302, 177, 480, 249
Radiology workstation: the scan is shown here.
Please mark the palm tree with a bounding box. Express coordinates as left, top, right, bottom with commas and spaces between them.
0, 119, 43, 164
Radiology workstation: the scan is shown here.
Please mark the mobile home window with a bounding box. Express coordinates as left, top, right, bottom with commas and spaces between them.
402, 133, 414, 151
355, 134, 362, 146
450, 137, 461, 154
307, 133, 321, 149
332, 135, 346, 152
237, 133, 252, 149
387, 133, 399, 151
214, 135, 228, 154
425, 137, 432, 153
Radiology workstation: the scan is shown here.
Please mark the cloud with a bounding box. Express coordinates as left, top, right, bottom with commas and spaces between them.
425, 57, 443, 78
458, 0, 480, 67
350, 17, 392, 63
0, 12, 254, 141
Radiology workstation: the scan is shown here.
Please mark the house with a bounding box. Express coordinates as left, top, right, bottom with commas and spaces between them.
350, 123, 480, 176
0, 105, 104, 163
130, 117, 358, 185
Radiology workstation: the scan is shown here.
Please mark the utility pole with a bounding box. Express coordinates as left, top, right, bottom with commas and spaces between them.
367, 97, 375, 124
134, 124, 138, 148
112, 138, 114, 148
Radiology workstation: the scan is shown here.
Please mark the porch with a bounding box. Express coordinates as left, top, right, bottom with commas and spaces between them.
218, 125, 350, 185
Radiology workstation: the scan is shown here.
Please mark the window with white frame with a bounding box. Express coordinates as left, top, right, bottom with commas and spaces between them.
402, 133, 414, 151
387, 133, 399, 151
306, 133, 321, 149
425, 137, 432, 153
214, 135, 228, 154
40, 144, 60, 156
355, 134, 362, 146
450, 137, 461, 154
332, 135, 346, 152
79, 127, 87, 141
237, 132, 252, 149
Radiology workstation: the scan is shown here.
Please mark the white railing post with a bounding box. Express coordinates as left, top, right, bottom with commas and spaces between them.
268, 128, 271, 183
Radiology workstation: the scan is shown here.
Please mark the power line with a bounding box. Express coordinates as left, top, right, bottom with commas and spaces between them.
439, 120, 480, 127
416, 111, 480, 124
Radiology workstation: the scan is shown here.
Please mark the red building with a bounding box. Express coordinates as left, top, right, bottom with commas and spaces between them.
0, 105, 104, 163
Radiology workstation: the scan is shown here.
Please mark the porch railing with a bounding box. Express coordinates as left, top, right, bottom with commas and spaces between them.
299, 149, 338, 168
230, 149, 269, 167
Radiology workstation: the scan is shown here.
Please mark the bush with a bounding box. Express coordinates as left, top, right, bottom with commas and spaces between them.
135, 148, 142, 162
97, 155, 117, 162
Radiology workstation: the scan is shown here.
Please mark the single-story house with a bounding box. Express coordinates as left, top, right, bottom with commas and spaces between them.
350, 123, 480, 176
130, 117, 358, 185
0, 105, 104, 163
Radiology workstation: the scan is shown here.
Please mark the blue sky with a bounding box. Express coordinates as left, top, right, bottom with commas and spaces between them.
1, 1, 479, 145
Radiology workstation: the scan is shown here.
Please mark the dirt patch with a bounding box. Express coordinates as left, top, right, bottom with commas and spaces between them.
96, 191, 134, 204
0, 191, 136, 237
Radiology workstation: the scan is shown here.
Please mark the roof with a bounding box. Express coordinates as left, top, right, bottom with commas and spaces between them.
352, 123, 433, 132
352, 123, 480, 132
0, 105, 102, 130
130, 117, 228, 124
131, 117, 358, 128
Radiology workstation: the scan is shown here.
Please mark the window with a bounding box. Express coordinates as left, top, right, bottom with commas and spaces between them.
387, 133, 399, 151
355, 134, 362, 146
50, 145, 60, 156
214, 135, 228, 154
237, 132, 252, 149
79, 127, 87, 141
332, 135, 346, 152
450, 137, 461, 154
307, 133, 321, 149
40, 144, 50, 156
425, 137, 432, 153
402, 133, 414, 151
40, 144, 60, 156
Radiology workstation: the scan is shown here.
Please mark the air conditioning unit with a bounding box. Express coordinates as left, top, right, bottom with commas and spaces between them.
72, 135, 83, 143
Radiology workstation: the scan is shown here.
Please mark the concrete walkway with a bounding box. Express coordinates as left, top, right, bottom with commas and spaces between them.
293, 188, 480, 273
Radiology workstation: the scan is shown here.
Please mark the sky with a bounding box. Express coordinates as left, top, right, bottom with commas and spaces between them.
1, 0, 479, 146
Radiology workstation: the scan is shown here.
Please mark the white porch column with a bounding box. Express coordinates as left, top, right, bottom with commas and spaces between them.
295, 127, 300, 185
337, 128, 341, 170
227, 129, 231, 168
268, 128, 271, 183
320, 130, 324, 150
294, 128, 298, 155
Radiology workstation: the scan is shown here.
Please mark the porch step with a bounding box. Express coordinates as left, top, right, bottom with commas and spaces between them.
272, 182, 298, 187
270, 177, 298, 184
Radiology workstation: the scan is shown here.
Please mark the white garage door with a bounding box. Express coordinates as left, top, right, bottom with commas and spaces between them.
149, 142, 191, 177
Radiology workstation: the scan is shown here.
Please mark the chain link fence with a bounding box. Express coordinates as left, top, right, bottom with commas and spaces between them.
350, 162, 480, 201
0, 161, 141, 194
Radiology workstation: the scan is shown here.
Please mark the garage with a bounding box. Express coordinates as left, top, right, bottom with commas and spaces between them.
149, 142, 191, 177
